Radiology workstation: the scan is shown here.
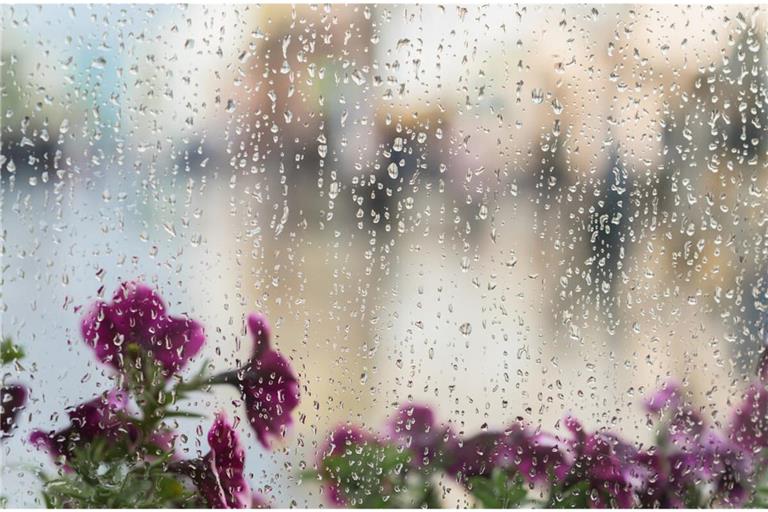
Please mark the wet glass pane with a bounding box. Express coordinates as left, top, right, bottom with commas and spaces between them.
1, 4, 767, 509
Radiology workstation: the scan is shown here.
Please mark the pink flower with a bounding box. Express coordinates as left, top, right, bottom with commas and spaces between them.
386, 403, 455, 469
562, 416, 638, 508
447, 422, 568, 485
226, 314, 299, 448
632, 448, 699, 508
729, 382, 768, 456
643, 380, 681, 414
30, 390, 138, 465
513, 427, 570, 484
641, 383, 754, 507
190, 413, 254, 509
698, 430, 752, 506
81, 282, 204, 376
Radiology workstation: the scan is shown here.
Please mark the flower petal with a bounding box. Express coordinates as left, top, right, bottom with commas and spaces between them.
81, 282, 205, 377
644, 380, 681, 414
196, 413, 252, 509
729, 382, 768, 455
29, 390, 137, 464
109, 282, 167, 339
447, 431, 514, 479
247, 313, 271, 358
149, 316, 205, 375
241, 350, 300, 448
81, 301, 124, 369
387, 403, 453, 468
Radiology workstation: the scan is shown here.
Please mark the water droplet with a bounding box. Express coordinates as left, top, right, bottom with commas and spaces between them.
387, 162, 399, 179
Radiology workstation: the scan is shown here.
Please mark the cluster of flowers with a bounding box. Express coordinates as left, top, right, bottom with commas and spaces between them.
3, 280, 767, 508
4, 282, 300, 508
312, 356, 768, 508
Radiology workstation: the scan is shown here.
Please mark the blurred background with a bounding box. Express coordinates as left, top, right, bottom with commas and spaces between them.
2, 4, 767, 506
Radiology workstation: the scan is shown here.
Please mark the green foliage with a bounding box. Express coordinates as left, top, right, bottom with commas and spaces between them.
41, 450, 198, 508
1, 338, 25, 364
468, 469, 529, 508
319, 443, 415, 508
32, 356, 218, 508
750, 486, 768, 508
747, 465, 768, 508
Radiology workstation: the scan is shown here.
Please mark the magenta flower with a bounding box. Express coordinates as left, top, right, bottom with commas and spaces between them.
1, 384, 27, 439
642, 381, 707, 453
226, 313, 299, 448
728, 382, 768, 456
634, 384, 710, 507
640, 381, 757, 507
81, 282, 204, 376
644, 380, 681, 414
513, 427, 570, 484
632, 449, 699, 508
697, 430, 752, 506
447, 430, 516, 480
447, 423, 568, 485
562, 416, 637, 508
189, 413, 254, 509
30, 390, 139, 465
386, 403, 454, 469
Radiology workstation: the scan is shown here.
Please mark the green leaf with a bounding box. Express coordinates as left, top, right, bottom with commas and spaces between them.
468, 469, 529, 508
1, 338, 25, 364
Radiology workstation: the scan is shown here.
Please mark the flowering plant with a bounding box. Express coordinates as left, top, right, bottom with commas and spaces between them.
5, 281, 768, 508
306, 356, 768, 508
19, 282, 299, 508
